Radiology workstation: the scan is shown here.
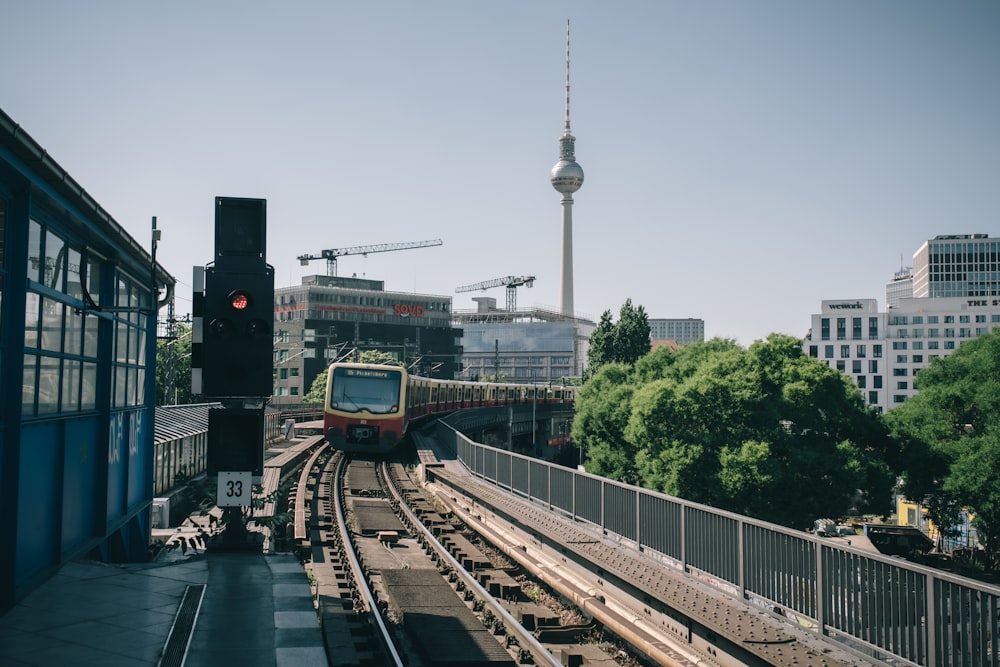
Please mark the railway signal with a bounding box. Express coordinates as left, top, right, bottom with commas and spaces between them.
197, 197, 274, 398
201, 265, 274, 397
192, 197, 274, 539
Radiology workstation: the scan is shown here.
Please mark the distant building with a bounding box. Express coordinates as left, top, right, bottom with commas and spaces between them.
912, 233, 1000, 298
453, 297, 593, 383
272, 275, 463, 403
649, 318, 704, 345
805, 297, 1000, 412
807, 234, 1000, 412
886, 267, 913, 308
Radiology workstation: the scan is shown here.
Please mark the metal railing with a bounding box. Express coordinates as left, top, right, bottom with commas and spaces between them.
438, 419, 1000, 667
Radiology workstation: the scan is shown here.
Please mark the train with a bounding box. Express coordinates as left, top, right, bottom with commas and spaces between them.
323, 362, 576, 455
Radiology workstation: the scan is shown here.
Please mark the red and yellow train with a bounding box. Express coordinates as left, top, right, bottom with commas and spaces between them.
323, 362, 576, 455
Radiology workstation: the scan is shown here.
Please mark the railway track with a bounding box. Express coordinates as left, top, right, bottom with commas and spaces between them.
296, 438, 863, 667
299, 450, 663, 666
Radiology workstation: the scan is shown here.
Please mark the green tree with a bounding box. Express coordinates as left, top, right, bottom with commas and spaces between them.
156, 322, 193, 405
586, 310, 615, 371
576, 334, 895, 529
303, 369, 328, 404
885, 332, 1000, 568
613, 299, 651, 364
585, 299, 651, 378
358, 349, 404, 366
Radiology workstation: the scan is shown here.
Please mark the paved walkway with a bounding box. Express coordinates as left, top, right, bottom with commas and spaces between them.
0, 551, 326, 667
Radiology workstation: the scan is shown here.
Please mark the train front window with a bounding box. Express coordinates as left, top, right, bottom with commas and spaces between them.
329, 367, 402, 414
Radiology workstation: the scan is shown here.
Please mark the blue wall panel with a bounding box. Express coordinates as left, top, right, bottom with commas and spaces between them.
126, 408, 150, 510
16, 422, 60, 584
61, 417, 100, 553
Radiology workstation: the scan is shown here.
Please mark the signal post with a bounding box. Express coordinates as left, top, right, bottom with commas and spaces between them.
192, 197, 273, 546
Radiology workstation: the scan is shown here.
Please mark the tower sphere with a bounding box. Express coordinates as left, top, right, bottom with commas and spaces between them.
551, 155, 584, 194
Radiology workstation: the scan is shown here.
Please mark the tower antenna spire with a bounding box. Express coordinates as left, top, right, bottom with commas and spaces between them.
564, 18, 572, 133
550, 18, 584, 319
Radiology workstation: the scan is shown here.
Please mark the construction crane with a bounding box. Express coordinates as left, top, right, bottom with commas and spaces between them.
297, 239, 443, 276
456, 275, 536, 312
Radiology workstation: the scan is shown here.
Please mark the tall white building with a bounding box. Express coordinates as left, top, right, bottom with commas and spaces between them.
806, 297, 1000, 413
807, 234, 1000, 412
649, 318, 704, 345
913, 233, 1000, 298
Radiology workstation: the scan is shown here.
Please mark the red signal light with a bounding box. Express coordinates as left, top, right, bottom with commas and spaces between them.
229, 291, 251, 311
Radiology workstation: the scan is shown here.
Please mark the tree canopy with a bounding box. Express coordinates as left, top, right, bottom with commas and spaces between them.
574, 334, 895, 529
586, 299, 650, 377
156, 322, 193, 405
884, 331, 1000, 568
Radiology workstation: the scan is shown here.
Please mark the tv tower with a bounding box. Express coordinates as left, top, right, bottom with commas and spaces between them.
550, 19, 584, 318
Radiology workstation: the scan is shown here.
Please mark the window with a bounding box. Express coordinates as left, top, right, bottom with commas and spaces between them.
945, 315, 954, 323
857, 375, 867, 388
945, 341, 956, 350
874, 376, 883, 389
856, 345, 866, 358
837, 318, 846, 340
892, 341, 908, 350
873, 345, 883, 358
913, 355, 923, 363
22, 219, 121, 417
869, 317, 879, 339
893, 368, 908, 377
868, 391, 879, 404
836, 360, 846, 372
808, 345, 818, 358
893, 395, 907, 404
824, 345, 834, 359
853, 317, 862, 339
869, 360, 879, 373
896, 355, 907, 363
929, 341, 940, 350
852, 360, 862, 374
928, 315, 939, 324
821, 318, 830, 340
841, 345, 850, 358
960, 315, 970, 323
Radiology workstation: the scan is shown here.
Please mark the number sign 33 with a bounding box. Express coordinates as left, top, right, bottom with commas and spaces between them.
217, 471, 252, 507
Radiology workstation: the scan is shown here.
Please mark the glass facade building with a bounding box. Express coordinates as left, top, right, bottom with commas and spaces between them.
454, 299, 594, 383
913, 234, 1000, 298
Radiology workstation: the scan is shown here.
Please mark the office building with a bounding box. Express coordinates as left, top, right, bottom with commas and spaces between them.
912, 233, 1000, 298
649, 318, 704, 345
272, 275, 463, 403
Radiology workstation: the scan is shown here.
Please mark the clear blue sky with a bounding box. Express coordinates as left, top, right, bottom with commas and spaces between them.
3, 1, 998, 347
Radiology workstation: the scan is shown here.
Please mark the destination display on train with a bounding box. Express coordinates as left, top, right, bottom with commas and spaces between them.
344, 368, 394, 379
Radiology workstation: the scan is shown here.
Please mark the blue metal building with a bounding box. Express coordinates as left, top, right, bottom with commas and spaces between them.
0, 107, 174, 612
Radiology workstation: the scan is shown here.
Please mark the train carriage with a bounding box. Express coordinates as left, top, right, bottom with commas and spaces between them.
324, 362, 576, 455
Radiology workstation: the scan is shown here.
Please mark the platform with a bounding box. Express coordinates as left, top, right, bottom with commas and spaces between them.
0, 551, 326, 667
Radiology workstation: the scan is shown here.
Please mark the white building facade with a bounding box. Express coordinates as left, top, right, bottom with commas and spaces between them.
805, 297, 1000, 412
649, 318, 705, 345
